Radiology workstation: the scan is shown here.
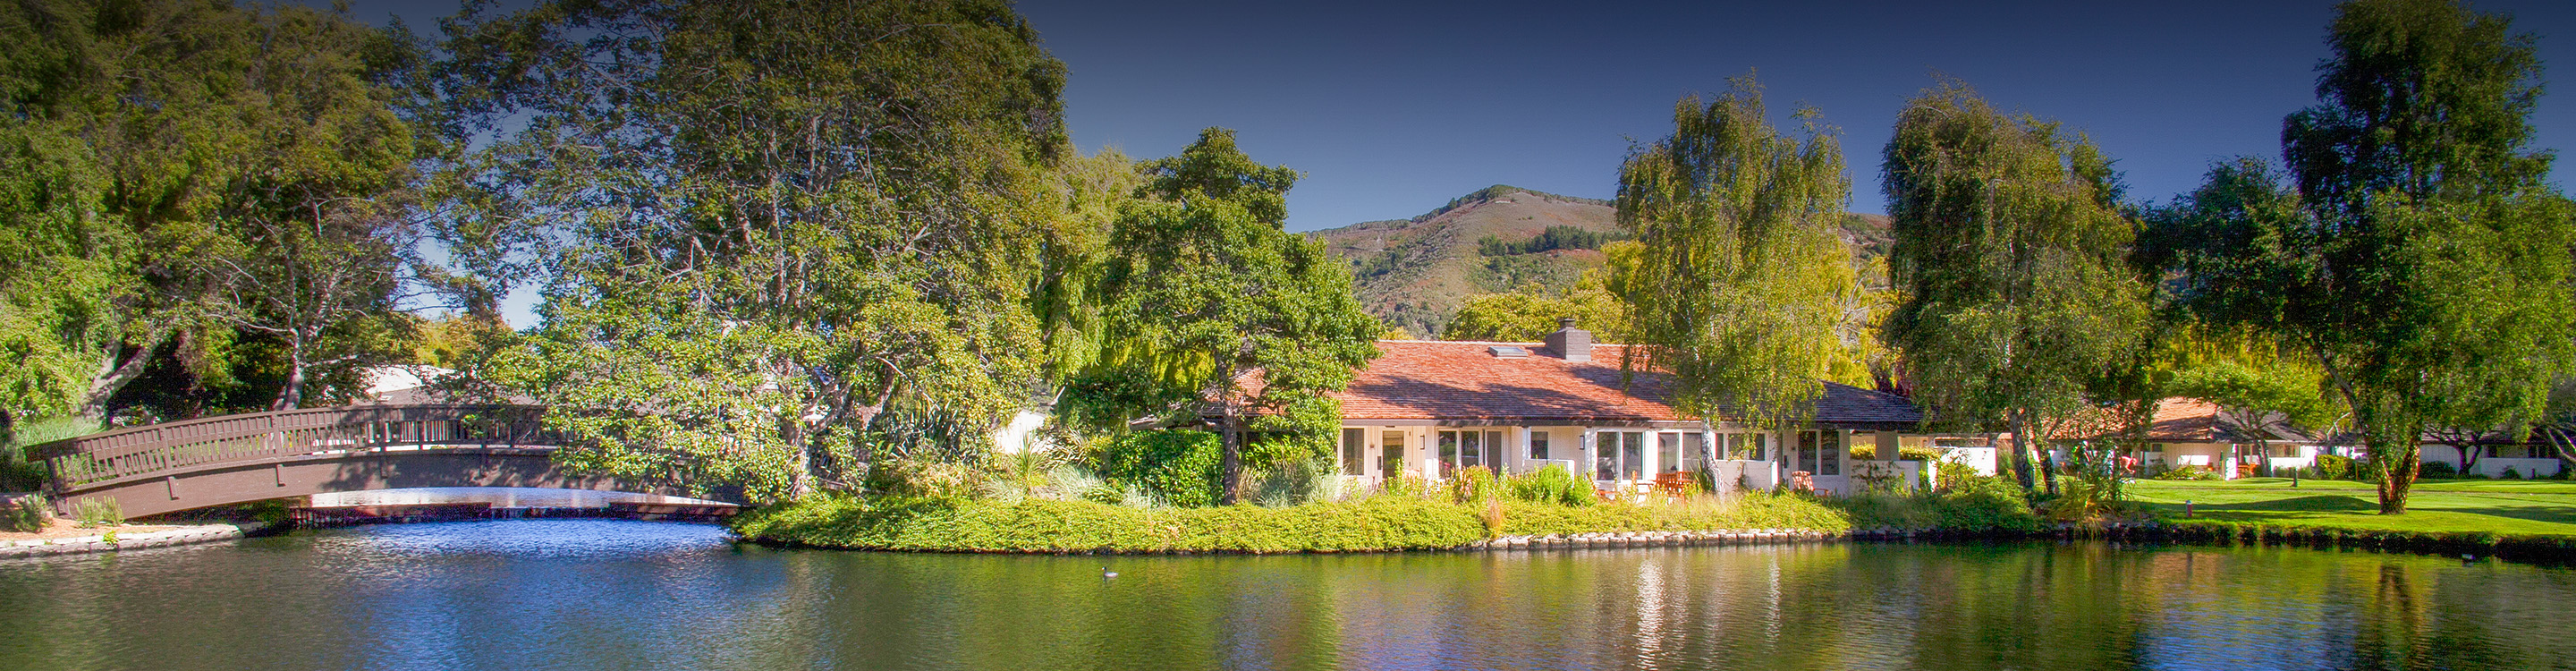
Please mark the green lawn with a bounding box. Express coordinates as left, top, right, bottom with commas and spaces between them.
2125, 478, 2576, 536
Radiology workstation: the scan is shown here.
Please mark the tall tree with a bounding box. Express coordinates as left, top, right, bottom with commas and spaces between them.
444, 0, 1071, 502
1882, 80, 2150, 494
1075, 129, 1381, 505
1614, 77, 1859, 431
2155, 0, 2574, 513
0, 0, 430, 420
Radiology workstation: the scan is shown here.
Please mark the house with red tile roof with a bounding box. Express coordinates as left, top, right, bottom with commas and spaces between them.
2053, 398, 2331, 479
1323, 321, 1926, 495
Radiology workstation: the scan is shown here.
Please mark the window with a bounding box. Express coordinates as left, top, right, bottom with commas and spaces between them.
1797, 431, 1820, 473
1596, 432, 1617, 480
1622, 432, 1645, 480
1438, 431, 1459, 479
1530, 430, 1551, 461
1436, 429, 1510, 477
1380, 431, 1405, 478
1658, 432, 1682, 473
1682, 432, 1707, 472
1819, 430, 1843, 476
1342, 429, 1366, 476
1723, 433, 1767, 461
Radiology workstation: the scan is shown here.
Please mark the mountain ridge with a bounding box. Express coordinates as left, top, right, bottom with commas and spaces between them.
1315, 184, 1892, 338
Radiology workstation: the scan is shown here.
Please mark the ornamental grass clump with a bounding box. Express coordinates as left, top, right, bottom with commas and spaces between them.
1504, 464, 1592, 506
4, 495, 49, 533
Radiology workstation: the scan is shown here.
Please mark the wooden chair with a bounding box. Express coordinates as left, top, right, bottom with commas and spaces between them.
1653, 471, 1692, 502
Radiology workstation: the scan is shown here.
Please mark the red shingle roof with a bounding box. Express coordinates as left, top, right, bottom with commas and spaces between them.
1325, 340, 1920, 429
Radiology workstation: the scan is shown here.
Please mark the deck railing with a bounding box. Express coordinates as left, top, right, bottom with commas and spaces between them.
21, 405, 556, 491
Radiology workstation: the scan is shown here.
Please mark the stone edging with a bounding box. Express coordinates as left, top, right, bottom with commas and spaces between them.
0, 523, 261, 560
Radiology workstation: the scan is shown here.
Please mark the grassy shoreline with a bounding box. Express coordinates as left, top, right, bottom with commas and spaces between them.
727, 485, 2041, 554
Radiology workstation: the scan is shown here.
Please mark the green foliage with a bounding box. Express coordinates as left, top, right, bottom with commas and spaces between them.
1848, 445, 1940, 462
4, 495, 48, 533
732, 494, 1489, 553
0, 0, 430, 420
1616, 76, 1860, 429
1242, 457, 1342, 508
1447, 465, 1502, 505
1477, 225, 1631, 257
446, 0, 1072, 503
2316, 454, 2354, 480
72, 497, 120, 528
1072, 129, 1382, 503
1504, 464, 1594, 506
1441, 269, 1627, 342
2420, 461, 2459, 479
2148, 0, 2575, 514
1926, 479, 2047, 534
733, 481, 2053, 553
1883, 78, 2150, 487
2156, 465, 2221, 481
1095, 430, 1224, 508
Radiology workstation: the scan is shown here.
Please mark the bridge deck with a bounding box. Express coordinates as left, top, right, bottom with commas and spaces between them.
21, 405, 710, 518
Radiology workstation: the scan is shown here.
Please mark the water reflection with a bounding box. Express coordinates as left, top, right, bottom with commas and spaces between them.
2, 522, 2573, 670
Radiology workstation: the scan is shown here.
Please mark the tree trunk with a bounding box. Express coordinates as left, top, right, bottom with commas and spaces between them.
271, 355, 307, 412
784, 418, 811, 500
1218, 386, 1244, 505
2375, 437, 2419, 514
78, 336, 163, 422
2009, 412, 2042, 495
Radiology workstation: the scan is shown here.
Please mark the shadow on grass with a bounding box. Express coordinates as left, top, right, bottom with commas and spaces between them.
2143, 495, 2376, 513
2421, 500, 2576, 526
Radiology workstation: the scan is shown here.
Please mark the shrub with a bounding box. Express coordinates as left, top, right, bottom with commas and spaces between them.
731, 494, 1491, 553
1503, 465, 1594, 506
4, 495, 49, 533
1934, 459, 1980, 491
1096, 430, 1224, 507
1244, 458, 1339, 507
1849, 445, 1942, 462
2154, 465, 2219, 481
74, 497, 122, 528
2419, 460, 2459, 479
2315, 454, 2352, 480
1378, 472, 1432, 499
2503, 465, 2523, 480
1928, 477, 2044, 533
1448, 465, 1500, 504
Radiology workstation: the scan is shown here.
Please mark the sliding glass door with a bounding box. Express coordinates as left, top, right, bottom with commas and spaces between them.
1595, 430, 1647, 480
1436, 429, 1505, 478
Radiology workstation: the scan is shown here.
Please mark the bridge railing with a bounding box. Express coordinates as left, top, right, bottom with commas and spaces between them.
22, 404, 557, 491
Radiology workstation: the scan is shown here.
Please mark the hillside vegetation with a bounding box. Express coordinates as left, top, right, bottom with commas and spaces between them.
1310, 184, 1889, 338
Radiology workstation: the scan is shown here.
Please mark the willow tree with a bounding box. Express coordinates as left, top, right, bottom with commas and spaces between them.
2154, 0, 2574, 513
1075, 129, 1381, 505
1614, 77, 1858, 437
443, 0, 1071, 502
1882, 80, 2148, 494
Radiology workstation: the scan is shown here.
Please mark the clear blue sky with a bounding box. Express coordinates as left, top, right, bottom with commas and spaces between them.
343, 0, 2571, 228
335, 0, 2572, 323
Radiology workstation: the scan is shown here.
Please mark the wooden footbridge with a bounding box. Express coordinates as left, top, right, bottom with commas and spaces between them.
21, 404, 716, 519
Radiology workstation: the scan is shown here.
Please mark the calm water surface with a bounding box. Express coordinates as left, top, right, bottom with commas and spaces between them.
1, 520, 2571, 671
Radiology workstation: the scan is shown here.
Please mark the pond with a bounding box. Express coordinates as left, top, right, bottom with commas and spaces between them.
0, 520, 2569, 670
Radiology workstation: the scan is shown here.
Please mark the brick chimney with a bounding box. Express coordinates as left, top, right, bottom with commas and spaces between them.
1545, 318, 1592, 362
